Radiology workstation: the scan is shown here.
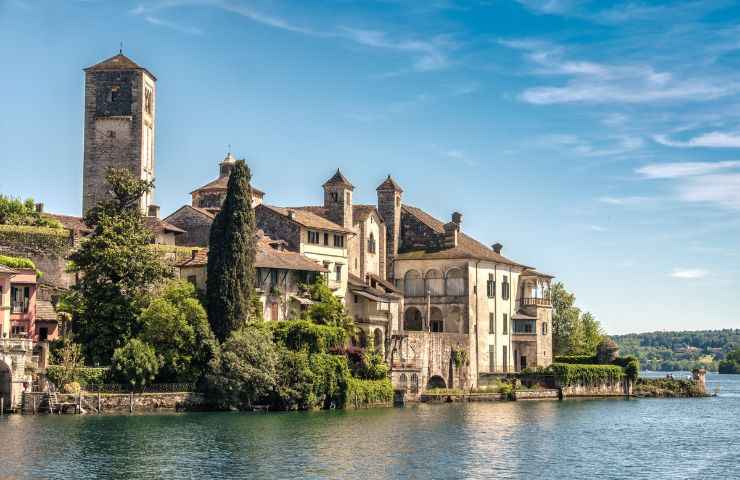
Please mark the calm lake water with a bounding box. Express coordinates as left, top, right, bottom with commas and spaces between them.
1, 373, 738, 479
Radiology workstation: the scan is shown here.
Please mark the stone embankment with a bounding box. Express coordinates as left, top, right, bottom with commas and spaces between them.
21, 392, 205, 414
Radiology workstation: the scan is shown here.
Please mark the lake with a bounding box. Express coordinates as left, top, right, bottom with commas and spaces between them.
1, 373, 738, 479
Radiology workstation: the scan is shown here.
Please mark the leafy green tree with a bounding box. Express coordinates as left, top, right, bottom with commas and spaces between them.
68, 168, 170, 364
302, 276, 355, 334
206, 326, 278, 409
0, 195, 61, 227
579, 312, 605, 355
719, 348, 740, 374
140, 280, 218, 382
206, 161, 257, 341
111, 338, 161, 388
551, 282, 581, 355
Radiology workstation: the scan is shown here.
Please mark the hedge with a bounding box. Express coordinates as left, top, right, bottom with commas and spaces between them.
611, 356, 640, 381
344, 377, 393, 408
550, 363, 624, 387
0, 255, 39, 274
271, 320, 347, 354
554, 355, 598, 364
46, 366, 110, 388
0, 224, 71, 255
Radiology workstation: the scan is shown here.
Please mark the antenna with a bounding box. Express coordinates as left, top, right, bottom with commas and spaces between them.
119, 41, 123, 55
228, 143, 231, 154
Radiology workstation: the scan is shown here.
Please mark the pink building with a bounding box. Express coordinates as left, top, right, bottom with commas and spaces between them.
0, 266, 57, 342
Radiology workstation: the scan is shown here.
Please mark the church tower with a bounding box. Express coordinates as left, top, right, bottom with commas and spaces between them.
322, 169, 354, 230
82, 52, 157, 214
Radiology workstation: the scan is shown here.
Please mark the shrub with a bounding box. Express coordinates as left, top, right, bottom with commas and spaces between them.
0, 225, 69, 257
612, 356, 640, 381
46, 365, 109, 388
0, 255, 42, 276
0, 196, 62, 228
551, 363, 624, 387
345, 377, 393, 408
111, 339, 161, 389
554, 355, 598, 364
271, 320, 347, 354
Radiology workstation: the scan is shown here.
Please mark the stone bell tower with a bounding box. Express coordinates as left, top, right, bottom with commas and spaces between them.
82, 51, 157, 214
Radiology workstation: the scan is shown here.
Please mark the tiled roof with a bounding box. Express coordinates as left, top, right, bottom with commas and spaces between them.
348, 273, 400, 300
376, 175, 403, 193
353, 205, 380, 222
144, 217, 186, 235
521, 269, 555, 279
43, 213, 90, 233
84, 53, 157, 80
190, 175, 265, 196
164, 204, 216, 223
259, 205, 355, 234
322, 169, 354, 189
35, 300, 58, 322
397, 205, 528, 268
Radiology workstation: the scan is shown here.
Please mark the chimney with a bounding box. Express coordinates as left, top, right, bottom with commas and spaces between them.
147, 204, 160, 218
191, 249, 198, 260
443, 222, 459, 248
451, 211, 462, 226
35, 202, 44, 213
287, 209, 295, 220
492, 243, 503, 254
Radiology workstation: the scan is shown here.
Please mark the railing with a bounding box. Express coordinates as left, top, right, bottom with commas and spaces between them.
85, 383, 195, 393
519, 297, 551, 307
391, 360, 420, 369
11, 301, 29, 314
0, 337, 34, 351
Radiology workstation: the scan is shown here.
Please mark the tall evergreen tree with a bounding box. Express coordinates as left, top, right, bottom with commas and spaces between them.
68, 168, 170, 364
206, 161, 257, 341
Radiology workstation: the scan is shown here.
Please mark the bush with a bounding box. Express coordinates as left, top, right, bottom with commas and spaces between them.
271, 320, 347, 354
0, 196, 62, 228
0, 255, 42, 276
612, 356, 640, 381
554, 355, 598, 364
46, 365, 109, 388
62, 382, 81, 394
111, 339, 160, 388
345, 377, 393, 408
551, 363, 624, 387
272, 348, 352, 410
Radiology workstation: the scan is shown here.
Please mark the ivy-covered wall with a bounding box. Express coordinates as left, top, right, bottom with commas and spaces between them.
0, 225, 76, 288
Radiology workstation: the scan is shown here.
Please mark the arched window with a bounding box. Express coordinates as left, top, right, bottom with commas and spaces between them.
410, 373, 419, 392
367, 232, 376, 254
399, 373, 408, 390
404, 270, 424, 297
425, 269, 444, 296
404, 307, 423, 331
447, 307, 461, 334
430, 307, 444, 333
445, 268, 465, 296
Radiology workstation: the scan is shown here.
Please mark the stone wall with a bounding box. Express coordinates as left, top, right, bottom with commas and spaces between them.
166, 207, 213, 247
27, 392, 206, 413
255, 206, 301, 253
558, 379, 632, 397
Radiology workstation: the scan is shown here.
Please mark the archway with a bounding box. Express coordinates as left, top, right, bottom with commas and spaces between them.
445, 268, 465, 296
425, 269, 444, 296
404, 307, 423, 331
404, 270, 424, 297
0, 360, 11, 412
427, 375, 446, 390
447, 307, 461, 334
430, 307, 444, 333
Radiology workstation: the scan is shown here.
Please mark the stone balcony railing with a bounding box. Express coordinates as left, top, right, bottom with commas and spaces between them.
519, 297, 551, 307
0, 337, 34, 353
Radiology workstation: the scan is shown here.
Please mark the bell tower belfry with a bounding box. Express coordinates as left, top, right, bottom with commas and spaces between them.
82, 52, 156, 214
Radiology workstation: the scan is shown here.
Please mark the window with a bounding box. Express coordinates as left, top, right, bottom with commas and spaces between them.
503, 313, 508, 335
330, 192, 338, 202
503, 345, 509, 372
109, 85, 120, 102
410, 373, 419, 392
399, 373, 408, 390
11, 285, 30, 314
489, 312, 495, 334
430, 308, 443, 332
502, 275, 510, 300
425, 269, 444, 296
489, 345, 495, 372
186, 275, 197, 287
39, 327, 48, 341
144, 88, 153, 114
323, 232, 329, 246
445, 268, 465, 296
308, 231, 320, 244
404, 270, 424, 297
404, 307, 423, 331
334, 234, 344, 248
367, 233, 376, 253
487, 273, 495, 298
542, 322, 548, 336
335, 264, 342, 282
11, 325, 26, 337
354, 295, 359, 304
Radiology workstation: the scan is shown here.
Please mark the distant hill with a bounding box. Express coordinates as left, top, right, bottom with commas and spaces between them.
613, 329, 740, 372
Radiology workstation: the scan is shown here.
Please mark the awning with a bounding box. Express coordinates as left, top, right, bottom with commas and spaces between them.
290, 295, 315, 305
512, 312, 537, 320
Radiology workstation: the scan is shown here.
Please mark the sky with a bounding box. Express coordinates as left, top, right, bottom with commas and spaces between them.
1, 0, 739, 335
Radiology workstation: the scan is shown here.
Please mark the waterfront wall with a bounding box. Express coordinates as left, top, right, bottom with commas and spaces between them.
22, 392, 204, 414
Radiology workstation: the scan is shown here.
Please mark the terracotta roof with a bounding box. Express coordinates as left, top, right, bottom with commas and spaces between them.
259, 205, 355, 234
353, 205, 380, 222
376, 175, 403, 193
84, 53, 157, 80
0, 265, 18, 275
521, 269, 555, 279
144, 217, 186, 235
164, 204, 216, 223
43, 213, 90, 233
35, 300, 58, 322
176, 235, 327, 273
190, 175, 265, 197
367, 273, 401, 294
396, 205, 528, 268
348, 273, 400, 300
323, 169, 354, 189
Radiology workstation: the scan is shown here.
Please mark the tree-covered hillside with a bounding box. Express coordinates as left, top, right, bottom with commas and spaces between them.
613, 330, 740, 372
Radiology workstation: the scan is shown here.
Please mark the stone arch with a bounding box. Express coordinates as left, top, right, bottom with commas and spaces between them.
445, 268, 465, 296
404, 270, 424, 297
0, 360, 11, 411
404, 307, 423, 331
399, 373, 408, 390
427, 375, 446, 390
425, 269, 444, 296
446, 306, 462, 333
373, 328, 384, 354
430, 307, 444, 333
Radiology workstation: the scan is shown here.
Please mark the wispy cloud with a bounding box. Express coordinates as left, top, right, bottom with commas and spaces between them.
445, 149, 477, 167
538, 133, 643, 157
144, 15, 202, 35
670, 268, 709, 279
678, 173, 740, 209
589, 224, 607, 232
636, 161, 740, 179
654, 132, 740, 148
598, 196, 653, 206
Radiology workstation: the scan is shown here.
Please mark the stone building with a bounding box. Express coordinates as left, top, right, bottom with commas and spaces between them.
82, 53, 157, 215
165, 152, 264, 247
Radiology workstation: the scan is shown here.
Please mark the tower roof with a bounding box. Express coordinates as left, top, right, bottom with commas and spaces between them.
376, 174, 403, 193
220, 152, 237, 165
84, 53, 157, 80
323, 169, 354, 189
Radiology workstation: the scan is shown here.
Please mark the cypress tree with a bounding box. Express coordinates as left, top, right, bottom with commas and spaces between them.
206, 161, 257, 341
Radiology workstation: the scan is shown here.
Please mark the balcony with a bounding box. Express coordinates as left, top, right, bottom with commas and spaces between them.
519, 297, 551, 307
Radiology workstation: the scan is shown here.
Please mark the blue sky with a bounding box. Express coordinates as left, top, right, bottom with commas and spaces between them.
1, 0, 739, 334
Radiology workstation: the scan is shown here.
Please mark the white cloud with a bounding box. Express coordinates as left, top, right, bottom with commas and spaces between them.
678, 173, 740, 209
670, 268, 709, 279
654, 132, 740, 148
445, 149, 477, 167
144, 16, 202, 35
636, 161, 740, 179
538, 133, 643, 157
589, 225, 607, 232
598, 196, 653, 206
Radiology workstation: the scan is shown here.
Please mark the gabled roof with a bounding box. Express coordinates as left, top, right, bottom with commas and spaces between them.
397, 205, 528, 268
323, 169, 354, 189
143, 217, 186, 235
258, 205, 355, 234
35, 300, 58, 322
84, 53, 157, 80
353, 204, 381, 222
164, 204, 216, 223
376, 175, 403, 193
190, 175, 265, 197
348, 273, 401, 301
